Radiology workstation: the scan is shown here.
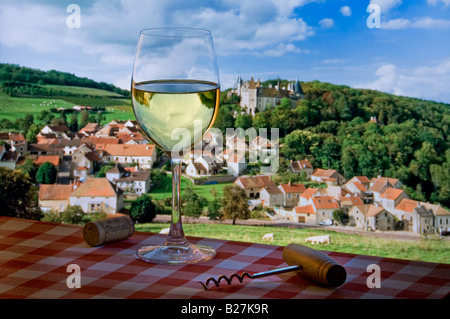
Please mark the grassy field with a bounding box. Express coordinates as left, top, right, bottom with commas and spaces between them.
135, 222, 450, 264
0, 89, 135, 124
148, 174, 233, 202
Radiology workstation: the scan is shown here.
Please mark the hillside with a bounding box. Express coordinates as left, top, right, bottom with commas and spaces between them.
0, 63, 130, 97
0, 64, 133, 125
217, 79, 450, 208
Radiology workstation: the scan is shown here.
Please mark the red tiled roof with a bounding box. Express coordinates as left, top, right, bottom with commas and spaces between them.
339, 196, 364, 206
235, 175, 275, 189
367, 205, 386, 217
71, 178, 118, 197
312, 196, 340, 209
34, 155, 60, 167
395, 198, 419, 213
101, 144, 155, 157
352, 181, 368, 192
294, 204, 315, 215
369, 179, 390, 193
300, 188, 318, 199
380, 187, 405, 201
312, 169, 338, 178
39, 184, 73, 201
279, 183, 306, 193
262, 186, 283, 195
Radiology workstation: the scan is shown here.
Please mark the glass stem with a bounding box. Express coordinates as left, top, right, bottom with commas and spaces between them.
167, 157, 187, 247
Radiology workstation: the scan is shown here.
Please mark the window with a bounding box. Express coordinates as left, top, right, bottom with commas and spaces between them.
89, 202, 101, 213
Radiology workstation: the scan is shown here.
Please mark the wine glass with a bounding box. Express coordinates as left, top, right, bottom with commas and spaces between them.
131, 27, 219, 264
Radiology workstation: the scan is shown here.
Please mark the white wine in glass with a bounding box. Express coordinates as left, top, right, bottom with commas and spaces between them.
131, 27, 220, 264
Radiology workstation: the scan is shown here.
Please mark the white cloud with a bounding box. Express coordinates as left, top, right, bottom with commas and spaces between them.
382, 17, 450, 29
357, 58, 450, 102
319, 18, 335, 29
0, 0, 319, 90
427, 0, 450, 6
369, 0, 402, 12
263, 43, 302, 57
340, 6, 352, 17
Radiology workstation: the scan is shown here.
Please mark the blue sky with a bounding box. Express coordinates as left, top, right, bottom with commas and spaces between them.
1, 0, 450, 103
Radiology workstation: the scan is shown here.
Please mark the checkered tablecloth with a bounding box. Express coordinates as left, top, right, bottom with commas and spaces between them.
0, 216, 449, 299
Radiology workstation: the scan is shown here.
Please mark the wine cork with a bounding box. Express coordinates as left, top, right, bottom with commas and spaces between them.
282, 243, 347, 287
83, 216, 135, 247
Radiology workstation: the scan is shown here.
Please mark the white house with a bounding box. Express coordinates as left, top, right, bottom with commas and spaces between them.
38, 184, 74, 213
99, 143, 156, 169
106, 165, 151, 195
69, 178, 123, 215
226, 152, 247, 177
185, 153, 223, 177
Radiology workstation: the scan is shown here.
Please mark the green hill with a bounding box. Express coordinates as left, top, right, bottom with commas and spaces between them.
0, 63, 133, 125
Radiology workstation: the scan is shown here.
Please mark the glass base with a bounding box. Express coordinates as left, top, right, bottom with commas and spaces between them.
135, 242, 216, 265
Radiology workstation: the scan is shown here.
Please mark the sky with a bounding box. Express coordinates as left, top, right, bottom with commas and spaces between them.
1, 0, 450, 103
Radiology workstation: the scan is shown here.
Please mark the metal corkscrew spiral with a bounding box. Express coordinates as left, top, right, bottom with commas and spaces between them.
198, 244, 347, 290
198, 266, 302, 290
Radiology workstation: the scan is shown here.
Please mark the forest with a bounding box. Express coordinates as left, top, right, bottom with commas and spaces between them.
215, 80, 450, 208
0, 63, 130, 97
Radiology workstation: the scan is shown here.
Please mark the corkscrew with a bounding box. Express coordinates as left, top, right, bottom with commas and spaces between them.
198, 243, 347, 290
199, 265, 301, 290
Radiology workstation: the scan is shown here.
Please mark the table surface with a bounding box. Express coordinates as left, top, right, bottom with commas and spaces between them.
0, 216, 449, 299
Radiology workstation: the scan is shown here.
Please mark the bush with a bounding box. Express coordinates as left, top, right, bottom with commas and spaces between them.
130, 194, 156, 223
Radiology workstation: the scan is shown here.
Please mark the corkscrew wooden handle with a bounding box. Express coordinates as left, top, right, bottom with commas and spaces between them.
282, 243, 347, 287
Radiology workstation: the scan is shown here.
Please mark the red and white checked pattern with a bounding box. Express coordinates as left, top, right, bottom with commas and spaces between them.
0, 217, 449, 299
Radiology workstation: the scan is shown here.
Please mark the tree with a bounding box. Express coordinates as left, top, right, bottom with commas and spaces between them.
150, 168, 167, 189
207, 190, 222, 220
18, 158, 38, 182
79, 110, 89, 128
129, 194, 156, 223
332, 209, 347, 225
182, 184, 206, 218
0, 167, 42, 219
221, 185, 250, 225
36, 162, 57, 184
234, 114, 253, 130
69, 112, 79, 132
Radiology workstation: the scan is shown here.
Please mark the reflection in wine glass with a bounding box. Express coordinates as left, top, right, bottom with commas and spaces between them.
131, 27, 219, 264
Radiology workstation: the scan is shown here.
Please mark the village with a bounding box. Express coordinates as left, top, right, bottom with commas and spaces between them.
0, 115, 449, 237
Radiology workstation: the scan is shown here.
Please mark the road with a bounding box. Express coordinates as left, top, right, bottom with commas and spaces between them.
152, 215, 425, 241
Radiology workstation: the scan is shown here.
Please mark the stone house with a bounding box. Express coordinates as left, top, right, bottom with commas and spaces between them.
311, 169, 347, 186
348, 204, 396, 231
289, 159, 313, 178
394, 198, 434, 234
293, 205, 316, 224
234, 175, 276, 199
309, 196, 340, 224
378, 187, 408, 212
278, 182, 306, 207
260, 186, 284, 207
